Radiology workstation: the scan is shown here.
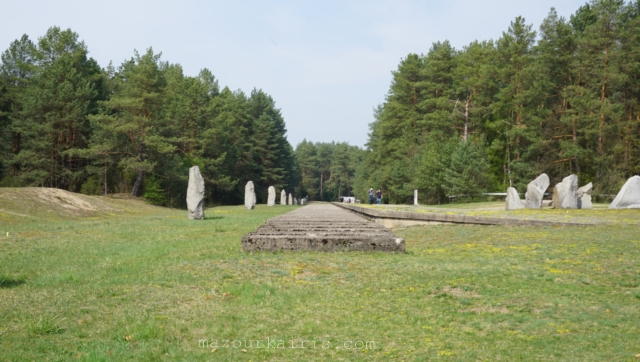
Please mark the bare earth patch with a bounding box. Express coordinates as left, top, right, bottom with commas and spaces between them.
459, 307, 510, 314
0, 187, 123, 218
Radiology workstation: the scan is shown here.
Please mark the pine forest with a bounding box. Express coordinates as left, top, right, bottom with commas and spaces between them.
2, 1, 640, 206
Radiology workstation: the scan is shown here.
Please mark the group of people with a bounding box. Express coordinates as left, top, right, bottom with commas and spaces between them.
369, 188, 383, 205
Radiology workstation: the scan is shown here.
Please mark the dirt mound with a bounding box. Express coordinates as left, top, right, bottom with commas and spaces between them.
0, 187, 125, 218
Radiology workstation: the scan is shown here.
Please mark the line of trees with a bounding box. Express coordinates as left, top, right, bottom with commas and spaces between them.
5, 0, 637, 208
295, 140, 364, 201
0, 27, 296, 206
355, 1, 640, 204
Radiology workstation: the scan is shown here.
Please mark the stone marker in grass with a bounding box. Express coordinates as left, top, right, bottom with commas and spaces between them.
245, 181, 256, 210
609, 175, 640, 209
288, 193, 293, 205
505, 187, 524, 210
577, 182, 593, 209
187, 166, 205, 220
267, 186, 276, 206
281, 189, 286, 205
552, 174, 578, 209
525, 173, 549, 209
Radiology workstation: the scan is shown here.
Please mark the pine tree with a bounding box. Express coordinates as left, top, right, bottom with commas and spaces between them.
89, 48, 172, 196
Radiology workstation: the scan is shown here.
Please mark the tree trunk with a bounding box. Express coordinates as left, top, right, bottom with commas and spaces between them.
464, 98, 470, 142
104, 155, 108, 196
131, 146, 144, 197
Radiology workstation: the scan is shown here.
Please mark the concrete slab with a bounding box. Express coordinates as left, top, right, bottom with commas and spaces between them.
241, 204, 405, 252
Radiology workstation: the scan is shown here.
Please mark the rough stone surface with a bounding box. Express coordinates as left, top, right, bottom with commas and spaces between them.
552, 174, 578, 209
577, 182, 593, 209
505, 187, 524, 210
335, 203, 594, 226
186, 166, 205, 220
267, 186, 276, 206
525, 173, 549, 209
281, 190, 286, 205
609, 175, 640, 209
414, 190, 418, 206
242, 204, 405, 252
244, 181, 255, 210
288, 193, 293, 205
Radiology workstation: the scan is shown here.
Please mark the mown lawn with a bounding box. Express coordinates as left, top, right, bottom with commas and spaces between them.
0, 199, 639, 361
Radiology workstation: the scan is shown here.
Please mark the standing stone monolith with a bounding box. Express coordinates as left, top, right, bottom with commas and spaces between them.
414, 190, 418, 206
288, 193, 293, 205
505, 187, 524, 210
552, 174, 578, 209
281, 190, 286, 205
525, 173, 549, 209
576, 182, 593, 209
245, 181, 256, 210
186, 166, 205, 220
609, 176, 640, 209
267, 186, 276, 206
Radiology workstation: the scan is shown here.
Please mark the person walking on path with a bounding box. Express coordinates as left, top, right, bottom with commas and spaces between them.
369, 188, 374, 205
376, 189, 382, 205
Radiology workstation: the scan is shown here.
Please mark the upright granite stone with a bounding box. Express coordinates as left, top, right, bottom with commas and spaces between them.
281, 190, 287, 205
288, 193, 293, 205
609, 176, 640, 209
552, 174, 578, 209
525, 173, 549, 209
186, 166, 205, 220
414, 190, 418, 206
577, 182, 593, 209
505, 187, 524, 210
267, 186, 276, 206
245, 181, 256, 210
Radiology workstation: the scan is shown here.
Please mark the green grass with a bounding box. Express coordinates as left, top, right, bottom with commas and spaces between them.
1, 192, 639, 361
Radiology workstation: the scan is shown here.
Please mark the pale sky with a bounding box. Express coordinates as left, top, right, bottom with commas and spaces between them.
1, 0, 588, 147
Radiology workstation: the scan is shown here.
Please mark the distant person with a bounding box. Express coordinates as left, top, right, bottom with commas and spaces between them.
376, 189, 382, 205
369, 188, 374, 205
340, 197, 344, 203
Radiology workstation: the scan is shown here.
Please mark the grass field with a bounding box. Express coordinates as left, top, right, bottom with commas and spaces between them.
1, 188, 639, 361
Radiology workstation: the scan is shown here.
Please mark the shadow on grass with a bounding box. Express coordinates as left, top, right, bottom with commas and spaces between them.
204, 216, 224, 221
0, 277, 25, 288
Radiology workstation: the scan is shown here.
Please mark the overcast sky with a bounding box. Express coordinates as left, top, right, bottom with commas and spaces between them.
1, 0, 588, 148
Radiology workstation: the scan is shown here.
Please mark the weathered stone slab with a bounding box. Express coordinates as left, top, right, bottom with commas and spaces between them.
281, 190, 286, 205
505, 187, 524, 210
288, 193, 293, 205
609, 176, 640, 209
577, 182, 593, 209
186, 166, 205, 220
267, 186, 276, 206
525, 173, 549, 209
334, 203, 594, 227
552, 174, 578, 209
241, 204, 405, 252
245, 181, 255, 210
414, 190, 418, 206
